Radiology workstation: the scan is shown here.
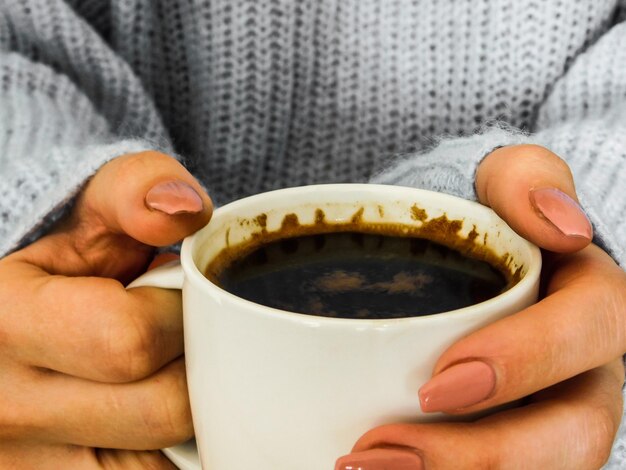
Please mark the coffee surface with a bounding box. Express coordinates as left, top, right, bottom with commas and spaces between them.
213, 231, 508, 319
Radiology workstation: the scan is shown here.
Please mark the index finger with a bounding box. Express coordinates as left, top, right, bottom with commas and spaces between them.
417, 244, 626, 414
0, 258, 183, 383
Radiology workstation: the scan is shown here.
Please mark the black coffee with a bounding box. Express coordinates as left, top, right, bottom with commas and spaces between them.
213, 231, 508, 319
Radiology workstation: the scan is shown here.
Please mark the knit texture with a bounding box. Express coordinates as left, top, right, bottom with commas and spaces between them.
0, 0, 625, 466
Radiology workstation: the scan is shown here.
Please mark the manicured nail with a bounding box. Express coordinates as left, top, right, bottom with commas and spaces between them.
145, 180, 203, 215
529, 188, 592, 240
419, 360, 495, 412
335, 448, 424, 470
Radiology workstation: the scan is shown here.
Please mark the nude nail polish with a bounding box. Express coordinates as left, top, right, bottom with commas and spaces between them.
335, 448, 424, 470
145, 180, 204, 215
529, 188, 592, 240
419, 360, 495, 412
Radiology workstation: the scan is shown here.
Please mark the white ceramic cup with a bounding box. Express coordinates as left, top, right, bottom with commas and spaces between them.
128, 184, 541, 470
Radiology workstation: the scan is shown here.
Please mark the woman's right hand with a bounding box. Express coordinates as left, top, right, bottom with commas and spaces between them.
0, 151, 212, 469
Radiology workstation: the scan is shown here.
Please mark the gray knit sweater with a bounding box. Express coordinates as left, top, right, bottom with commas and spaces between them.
0, 0, 624, 466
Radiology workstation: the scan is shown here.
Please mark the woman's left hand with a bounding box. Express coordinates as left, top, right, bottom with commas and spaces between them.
336, 144, 626, 470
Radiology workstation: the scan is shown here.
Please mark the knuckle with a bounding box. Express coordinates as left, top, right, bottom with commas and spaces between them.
116, 150, 180, 177
0, 368, 40, 440
587, 275, 626, 354
97, 285, 161, 382
509, 143, 552, 159
143, 361, 193, 445
104, 315, 159, 382
511, 144, 571, 174
0, 401, 24, 439
139, 453, 174, 470
580, 403, 620, 468
477, 436, 507, 470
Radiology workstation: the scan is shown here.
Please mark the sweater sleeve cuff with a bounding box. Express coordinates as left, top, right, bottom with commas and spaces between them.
0, 139, 157, 257
370, 124, 528, 201
370, 125, 625, 268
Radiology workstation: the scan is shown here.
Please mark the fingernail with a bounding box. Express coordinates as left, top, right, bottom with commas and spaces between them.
145, 180, 204, 215
335, 448, 424, 470
529, 188, 592, 240
419, 361, 495, 412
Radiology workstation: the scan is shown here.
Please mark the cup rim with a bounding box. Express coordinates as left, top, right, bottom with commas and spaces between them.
180, 184, 542, 325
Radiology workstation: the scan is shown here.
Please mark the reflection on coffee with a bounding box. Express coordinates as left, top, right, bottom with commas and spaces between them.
212, 231, 508, 319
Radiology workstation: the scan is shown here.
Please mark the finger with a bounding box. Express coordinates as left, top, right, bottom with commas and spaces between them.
475, 144, 592, 253
75, 151, 212, 244
147, 253, 181, 271
95, 450, 177, 469
0, 261, 182, 382
417, 244, 626, 414
19, 151, 212, 280
4, 358, 192, 450
0, 443, 95, 470
0, 445, 175, 470
339, 361, 624, 470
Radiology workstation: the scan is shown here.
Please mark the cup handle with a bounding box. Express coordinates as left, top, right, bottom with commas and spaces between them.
127, 260, 184, 290
126, 261, 200, 470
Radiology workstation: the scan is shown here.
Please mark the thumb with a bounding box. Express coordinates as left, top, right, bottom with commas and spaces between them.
74, 150, 212, 247
475, 144, 592, 253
